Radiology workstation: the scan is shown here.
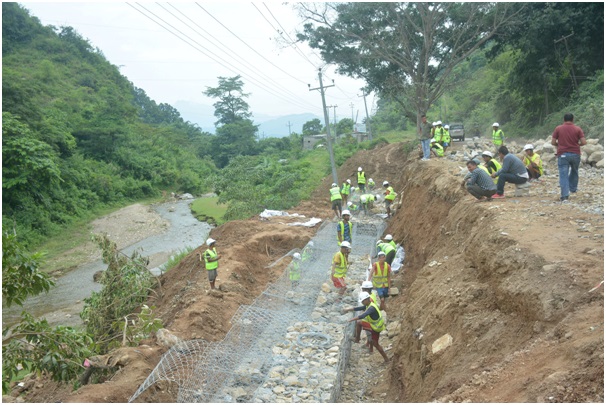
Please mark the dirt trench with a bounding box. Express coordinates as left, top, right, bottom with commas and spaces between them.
14, 142, 603, 403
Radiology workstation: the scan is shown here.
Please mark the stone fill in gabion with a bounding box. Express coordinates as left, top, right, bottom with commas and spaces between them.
129, 215, 386, 403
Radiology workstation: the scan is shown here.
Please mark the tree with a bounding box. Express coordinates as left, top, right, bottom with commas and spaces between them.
302, 118, 323, 135
203, 76, 252, 126
336, 118, 354, 135
296, 2, 525, 127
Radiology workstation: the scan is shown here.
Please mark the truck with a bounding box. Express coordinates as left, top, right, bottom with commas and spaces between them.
449, 123, 465, 142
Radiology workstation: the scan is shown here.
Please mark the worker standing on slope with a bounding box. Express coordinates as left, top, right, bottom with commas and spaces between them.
347, 291, 390, 363
356, 167, 367, 192
329, 182, 343, 218
199, 238, 221, 290
337, 210, 353, 246
341, 179, 352, 206
383, 181, 397, 218
331, 241, 351, 298
369, 251, 391, 311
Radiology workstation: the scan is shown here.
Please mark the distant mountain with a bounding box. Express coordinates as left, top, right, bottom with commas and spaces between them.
257, 113, 321, 138
173, 101, 320, 139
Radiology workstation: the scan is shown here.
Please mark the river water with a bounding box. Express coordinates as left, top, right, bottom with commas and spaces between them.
2, 199, 212, 329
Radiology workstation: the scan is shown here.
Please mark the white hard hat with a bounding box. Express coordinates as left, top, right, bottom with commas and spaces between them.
432, 122, 437, 126
431, 138, 437, 143
342, 210, 351, 216
358, 167, 362, 171
346, 179, 351, 184
340, 241, 351, 248
375, 194, 380, 200
358, 291, 371, 302
361, 280, 374, 289
332, 183, 338, 187
376, 240, 383, 245
444, 124, 449, 129
436, 120, 442, 125
377, 251, 386, 256
293, 253, 301, 260
347, 201, 353, 207
482, 151, 493, 158
206, 238, 216, 246
383, 181, 389, 186
492, 122, 500, 127
384, 234, 393, 241
523, 144, 534, 151
369, 178, 373, 182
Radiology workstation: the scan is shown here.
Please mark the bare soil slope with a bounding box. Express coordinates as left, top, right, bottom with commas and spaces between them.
14, 141, 603, 403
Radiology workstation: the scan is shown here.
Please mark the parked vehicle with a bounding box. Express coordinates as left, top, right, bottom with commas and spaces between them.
449, 123, 465, 141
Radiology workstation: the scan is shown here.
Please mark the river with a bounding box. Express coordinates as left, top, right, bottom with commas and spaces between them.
2, 199, 212, 329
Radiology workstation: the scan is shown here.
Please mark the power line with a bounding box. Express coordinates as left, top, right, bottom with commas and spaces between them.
257, 3, 318, 69
127, 3, 321, 113
196, 3, 310, 86
158, 3, 318, 111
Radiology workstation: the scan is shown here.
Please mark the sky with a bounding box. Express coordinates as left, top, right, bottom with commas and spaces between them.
21, 1, 375, 126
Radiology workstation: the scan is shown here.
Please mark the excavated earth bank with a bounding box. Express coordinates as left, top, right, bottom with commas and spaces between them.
12, 141, 604, 403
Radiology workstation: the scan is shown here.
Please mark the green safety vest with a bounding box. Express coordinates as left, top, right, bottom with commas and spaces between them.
388, 240, 397, 251
385, 186, 396, 201
337, 220, 353, 243
341, 183, 351, 195
289, 260, 300, 281
431, 142, 444, 157
330, 186, 342, 201
302, 246, 312, 262
523, 153, 544, 175
363, 301, 385, 333
434, 127, 444, 142
360, 194, 374, 204
372, 262, 390, 288
204, 248, 218, 270
486, 158, 501, 184
333, 251, 348, 278
349, 203, 358, 210
492, 129, 504, 146
368, 179, 375, 187
479, 165, 490, 175
442, 129, 451, 143
378, 242, 395, 255
357, 171, 366, 185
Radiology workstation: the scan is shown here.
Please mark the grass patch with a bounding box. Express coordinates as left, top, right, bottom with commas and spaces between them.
190, 196, 228, 226
159, 247, 194, 274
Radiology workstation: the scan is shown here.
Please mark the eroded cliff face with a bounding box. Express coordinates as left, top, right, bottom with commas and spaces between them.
381, 156, 603, 403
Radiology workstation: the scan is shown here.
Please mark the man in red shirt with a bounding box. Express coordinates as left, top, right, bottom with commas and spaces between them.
551, 113, 587, 202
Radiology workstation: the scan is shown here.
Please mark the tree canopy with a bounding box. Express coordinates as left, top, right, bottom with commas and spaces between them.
296, 2, 525, 123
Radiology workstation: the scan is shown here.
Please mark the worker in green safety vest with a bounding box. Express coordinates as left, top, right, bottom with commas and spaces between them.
382, 181, 397, 218
331, 241, 351, 297
347, 201, 359, 212
442, 124, 451, 151
289, 252, 301, 289
433, 121, 444, 144
376, 239, 396, 266
430, 138, 444, 157
198, 238, 221, 290
384, 234, 397, 251
491, 122, 504, 150
481, 151, 501, 184
346, 291, 389, 363
341, 179, 352, 206
360, 194, 377, 216
329, 182, 342, 218
337, 210, 353, 246
369, 251, 392, 311
356, 167, 367, 192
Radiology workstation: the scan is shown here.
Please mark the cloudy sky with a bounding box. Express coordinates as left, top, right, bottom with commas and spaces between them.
21, 1, 374, 125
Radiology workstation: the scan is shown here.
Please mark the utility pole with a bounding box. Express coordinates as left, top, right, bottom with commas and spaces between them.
361, 90, 373, 141
554, 32, 578, 92
286, 121, 292, 136
327, 105, 338, 137
349, 102, 355, 123
309, 69, 338, 185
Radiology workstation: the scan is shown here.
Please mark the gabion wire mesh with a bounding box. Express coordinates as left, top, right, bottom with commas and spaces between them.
129, 216, 385, 403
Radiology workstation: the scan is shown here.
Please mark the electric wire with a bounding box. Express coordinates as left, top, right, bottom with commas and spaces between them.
128, 3, 321, 113
162, 2, 318, 110
195, 3, 310, 87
